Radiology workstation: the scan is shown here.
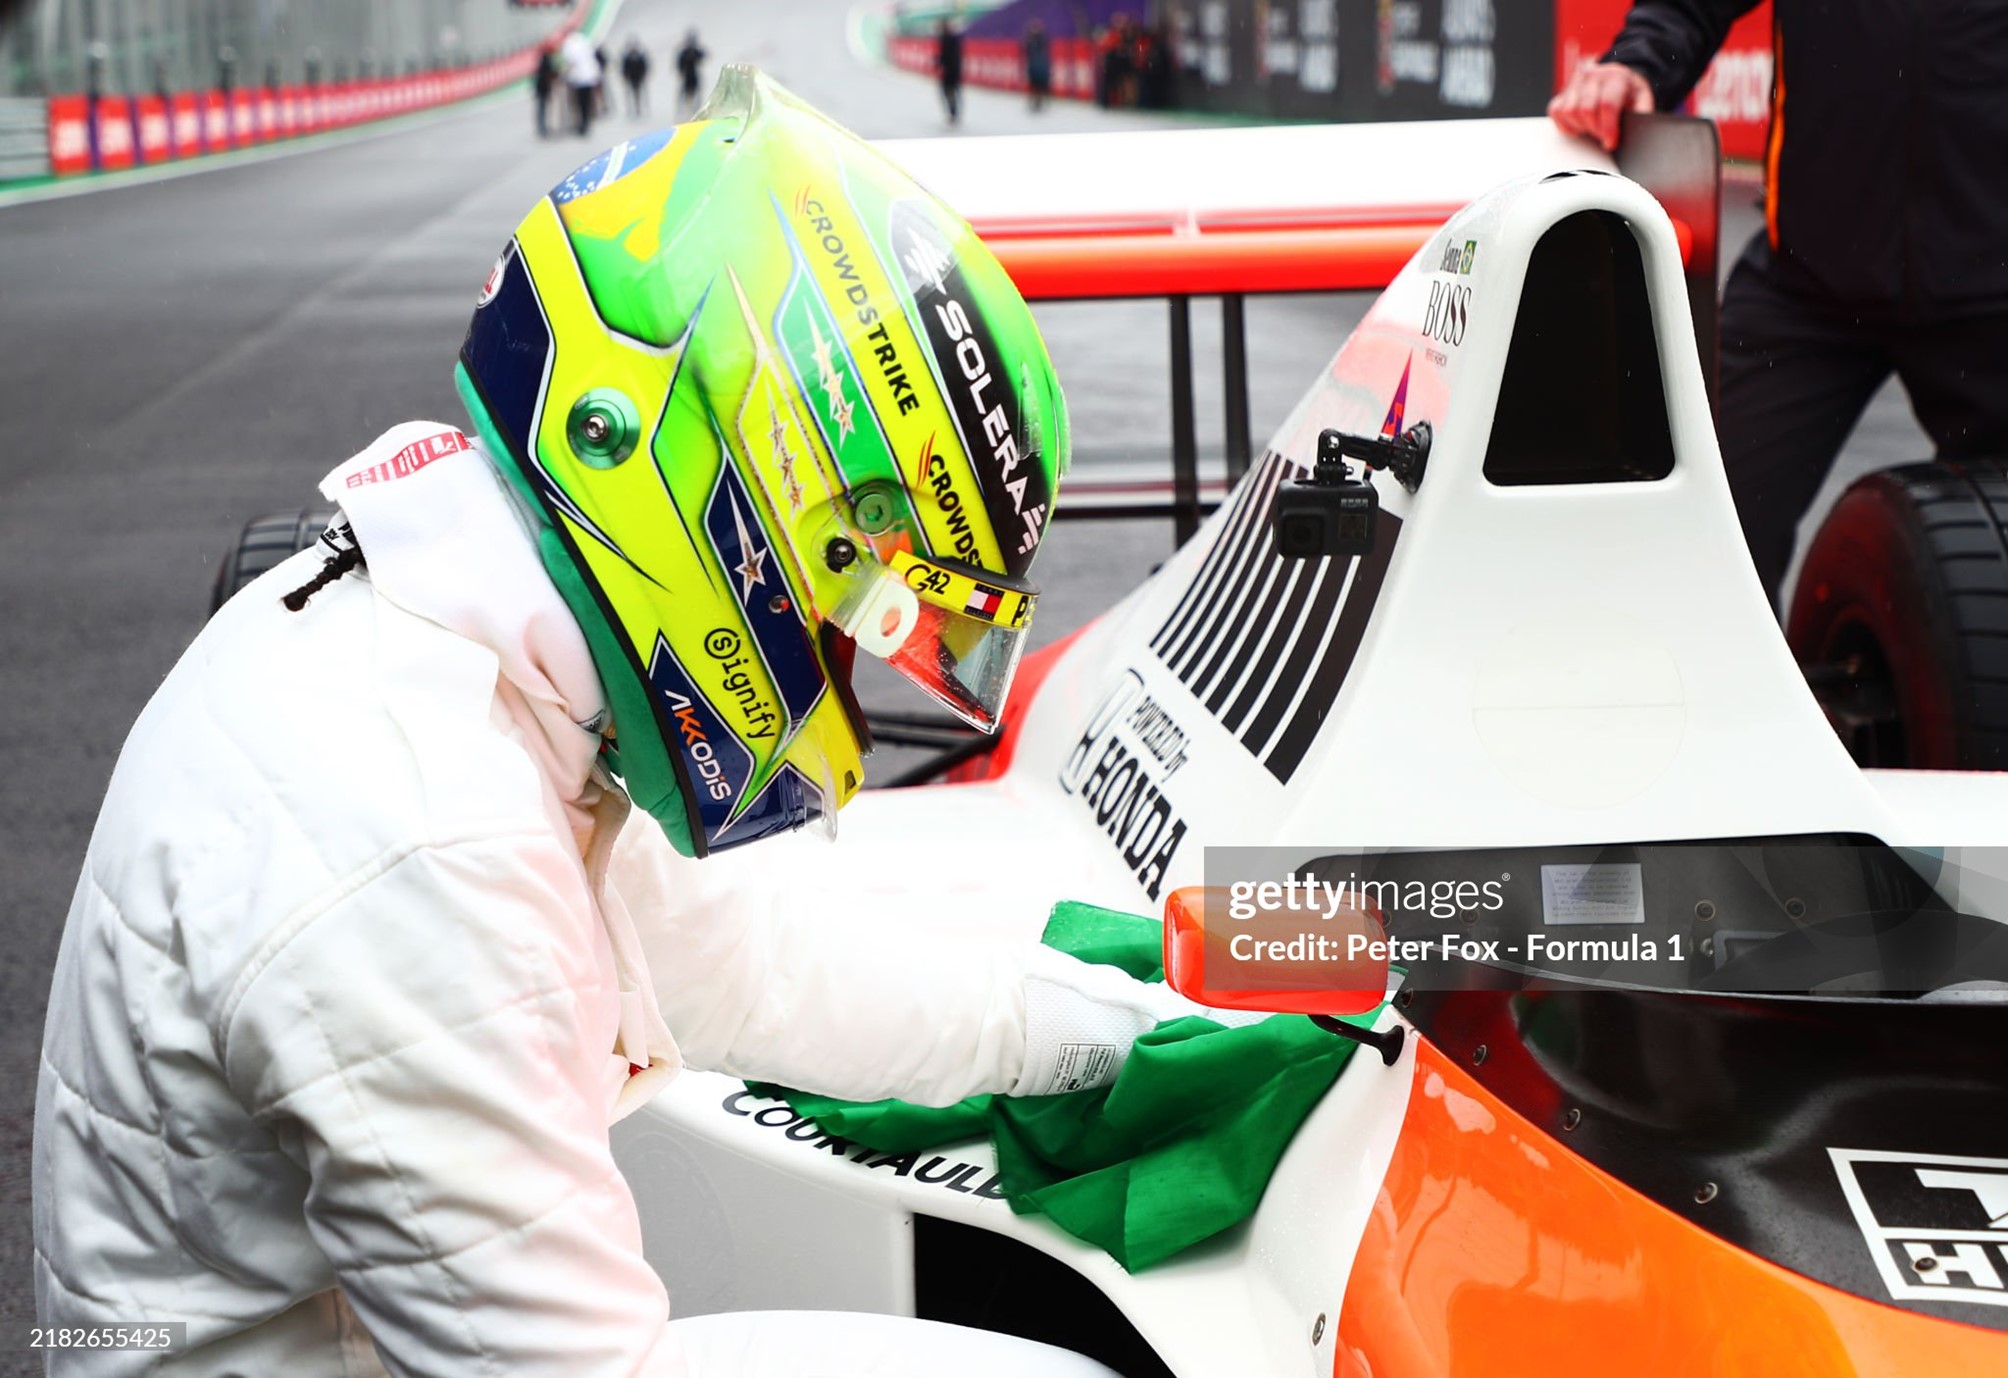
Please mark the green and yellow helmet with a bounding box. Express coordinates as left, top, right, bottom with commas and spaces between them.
456, 67, 1069, 858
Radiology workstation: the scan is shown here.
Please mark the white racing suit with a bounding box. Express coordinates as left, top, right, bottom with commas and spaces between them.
32, 423, 1195, 1376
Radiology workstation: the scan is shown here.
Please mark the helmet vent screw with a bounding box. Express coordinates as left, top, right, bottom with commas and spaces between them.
1694, 900, 1716, 922
1310, 1314, 1326, 1345
826, 538, 858, 571
1784, 896, 1808, 920
1562, 1108, 1581, 1131
854, 490, 896, 534
1694, 1182, 1719, 1205
768, 595, 790, 614
1471, 1044, 1488, 1066
566, 390, 641, 468
1914, 1255, 1940, 1274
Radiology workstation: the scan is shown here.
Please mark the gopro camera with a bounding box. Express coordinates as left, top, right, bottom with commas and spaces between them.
1275, 429, 1380, 559
1274, 422, 1431, 560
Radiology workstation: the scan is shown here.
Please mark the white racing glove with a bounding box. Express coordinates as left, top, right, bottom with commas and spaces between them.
1010, 944, 1267, 1098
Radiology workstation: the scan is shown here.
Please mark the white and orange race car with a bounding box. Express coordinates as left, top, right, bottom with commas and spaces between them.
609, 117, 2008, 1377
217, 115, 2008, 1376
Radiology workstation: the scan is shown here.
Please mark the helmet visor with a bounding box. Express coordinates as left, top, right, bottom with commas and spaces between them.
830, 547, 1035, 732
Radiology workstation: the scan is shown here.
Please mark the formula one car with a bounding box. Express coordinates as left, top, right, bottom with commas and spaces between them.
214, 117, 2008, 1374
603, 120, 2008, 1376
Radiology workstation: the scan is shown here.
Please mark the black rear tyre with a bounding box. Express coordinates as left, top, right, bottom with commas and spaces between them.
209, 506, 337, 617
1788, 460, 2008, 769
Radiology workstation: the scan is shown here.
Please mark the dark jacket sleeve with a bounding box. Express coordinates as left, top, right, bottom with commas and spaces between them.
1602, 0, 1766, 110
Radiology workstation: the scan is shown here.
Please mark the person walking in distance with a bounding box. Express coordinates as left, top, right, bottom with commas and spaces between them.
1024, 19, 1052, 112
620, 37, 651, 118
676, 30, 708, 118
1138, 22, 1173, 108
561, 30, 602, 138
937, 18, 965, 125
1550, 1, 2008, 613
533, 43, 560, 137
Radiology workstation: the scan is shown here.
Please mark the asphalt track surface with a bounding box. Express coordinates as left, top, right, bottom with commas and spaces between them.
0, 0, 1930, 1352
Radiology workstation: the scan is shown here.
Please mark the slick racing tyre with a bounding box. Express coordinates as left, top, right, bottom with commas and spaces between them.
209, 506, 336, 617
1788, 460, 2008, 769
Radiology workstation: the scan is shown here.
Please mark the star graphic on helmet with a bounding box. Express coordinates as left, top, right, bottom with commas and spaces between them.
766, 396, 804, 496
728, 489, 770, 599
809, 319, 837, 383
807, 317, 853, 440
775, 427, 806, 513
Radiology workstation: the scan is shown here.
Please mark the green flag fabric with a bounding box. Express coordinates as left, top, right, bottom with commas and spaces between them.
751, 901, 1375, 1272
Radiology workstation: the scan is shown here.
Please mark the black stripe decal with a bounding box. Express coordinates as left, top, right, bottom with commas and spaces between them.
1210, 556, 1309, 720
1165, 467, 1284, 675
1261, 511, 1401, 779
1238, 549, 1355, 759
1150, 452, 1280, 660
1224, 551, 1334, 734
1220, 546, 1333, 735
1191, 526, 1290, 707
1150, 453, 1401, 783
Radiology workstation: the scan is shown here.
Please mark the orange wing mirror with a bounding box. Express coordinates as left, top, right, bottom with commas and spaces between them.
1161, 885, 1405, 1064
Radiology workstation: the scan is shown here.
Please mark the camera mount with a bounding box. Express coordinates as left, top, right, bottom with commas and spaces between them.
1273, 423, 1431, 560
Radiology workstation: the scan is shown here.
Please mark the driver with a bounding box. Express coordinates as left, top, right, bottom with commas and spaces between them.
34, 70, 1202, 1376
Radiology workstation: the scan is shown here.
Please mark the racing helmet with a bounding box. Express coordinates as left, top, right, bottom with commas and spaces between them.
455, 67, 1069, 858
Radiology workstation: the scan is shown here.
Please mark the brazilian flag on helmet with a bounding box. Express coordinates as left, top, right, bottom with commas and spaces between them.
456, 66, 1069, 858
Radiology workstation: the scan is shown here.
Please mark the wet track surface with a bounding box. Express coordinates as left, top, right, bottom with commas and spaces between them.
0, 0, 1929, 1347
